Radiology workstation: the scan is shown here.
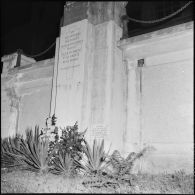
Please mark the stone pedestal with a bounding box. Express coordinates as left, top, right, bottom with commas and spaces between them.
51, 1, 127, 152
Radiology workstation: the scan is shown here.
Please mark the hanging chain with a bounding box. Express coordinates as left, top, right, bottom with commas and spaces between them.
23, 41, 56, 58
126, 1, 192, 24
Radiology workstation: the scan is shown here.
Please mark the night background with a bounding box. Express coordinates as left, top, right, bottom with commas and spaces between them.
1, 1, 193, 70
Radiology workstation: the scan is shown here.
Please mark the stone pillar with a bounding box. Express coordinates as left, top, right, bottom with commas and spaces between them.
124, 59, 141, 154
63, 2, 128, 26
52, 1, 128, 152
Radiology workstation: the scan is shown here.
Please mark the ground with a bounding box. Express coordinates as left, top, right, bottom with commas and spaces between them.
1, 168, 194, 193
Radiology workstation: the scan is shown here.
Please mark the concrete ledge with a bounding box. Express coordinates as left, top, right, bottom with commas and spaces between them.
118, 21, 193, 50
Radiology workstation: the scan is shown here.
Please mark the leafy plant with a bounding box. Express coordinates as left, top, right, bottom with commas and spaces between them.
2, 121, 88, 176
17, 126, 51, 173
48, 122, 87, 164
49, 150, 77, 177
1, 126, 52, 174
110, 146, 155, 176
76, 139, 110, 175
1, 134, 25, 169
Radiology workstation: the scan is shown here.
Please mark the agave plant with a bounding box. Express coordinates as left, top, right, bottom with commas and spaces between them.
75, 139, 110, 175
1, 134, 24, 169
1, 135, 21, 155
49, 150, 77, 177
16, 126, 51, 173
1, 126, 52, 173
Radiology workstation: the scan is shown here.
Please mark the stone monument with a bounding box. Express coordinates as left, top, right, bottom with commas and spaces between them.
51, 1, 128, 152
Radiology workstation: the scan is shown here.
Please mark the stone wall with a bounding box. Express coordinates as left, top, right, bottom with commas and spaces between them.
119, 21, 193, 173
1, 9, 193, 174
1, 57, 54, 137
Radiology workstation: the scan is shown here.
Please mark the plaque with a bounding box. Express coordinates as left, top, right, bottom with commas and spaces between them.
55, 19, 88, 127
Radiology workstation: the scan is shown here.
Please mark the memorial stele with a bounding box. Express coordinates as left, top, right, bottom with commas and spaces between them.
50, 1, 128, 151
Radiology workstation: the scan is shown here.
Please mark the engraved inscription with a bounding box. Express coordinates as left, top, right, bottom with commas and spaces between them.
55, 19, 88, 127
91, 124, 107, 139
60, 28, 84, 67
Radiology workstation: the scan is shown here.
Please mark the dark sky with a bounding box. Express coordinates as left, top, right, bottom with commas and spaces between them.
1, 1, 193, 63
1, 0, 64, 61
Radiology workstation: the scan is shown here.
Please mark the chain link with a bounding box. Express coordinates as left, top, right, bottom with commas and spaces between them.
20, 1, 192, 58
127, 1, 192, 24
23, 41, 56, 58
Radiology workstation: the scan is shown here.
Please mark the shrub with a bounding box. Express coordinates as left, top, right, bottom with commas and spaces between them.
76, 139, 110, 175
1, 121, 87, 176
48, 122, 87, 164
110, 146, 156, 176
